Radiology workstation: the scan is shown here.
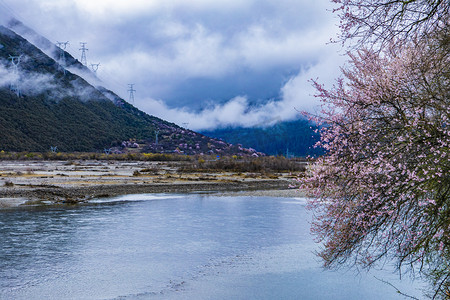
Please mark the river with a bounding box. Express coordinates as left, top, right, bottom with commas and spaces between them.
0, 193, 424, 299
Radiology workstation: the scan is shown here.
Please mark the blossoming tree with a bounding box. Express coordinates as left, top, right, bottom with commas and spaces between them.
302, 1, 449, 298
332, 0, 448, 48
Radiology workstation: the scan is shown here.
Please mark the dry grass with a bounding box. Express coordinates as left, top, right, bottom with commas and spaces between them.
178, 156, 306, 174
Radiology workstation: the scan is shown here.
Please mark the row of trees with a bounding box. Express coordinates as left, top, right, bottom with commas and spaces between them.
302, 1, 448, 298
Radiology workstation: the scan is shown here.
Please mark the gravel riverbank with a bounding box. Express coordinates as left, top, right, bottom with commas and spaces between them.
0, 160, 302, 207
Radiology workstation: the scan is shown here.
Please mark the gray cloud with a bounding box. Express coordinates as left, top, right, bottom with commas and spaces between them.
137, 46, 345, 131
0, 0, 342, 129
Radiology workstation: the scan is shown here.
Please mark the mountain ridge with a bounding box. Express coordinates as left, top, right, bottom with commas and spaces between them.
0, 23, 262, 156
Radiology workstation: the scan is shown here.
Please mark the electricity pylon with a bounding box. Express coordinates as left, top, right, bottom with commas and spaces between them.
56, 41, 69, 75
79, 42, 88, 66
8, 55, 21, 96
155, 130, 159, 145
90, 63, 100, 74
128, 84, 136, 105
56, 41, 69, 61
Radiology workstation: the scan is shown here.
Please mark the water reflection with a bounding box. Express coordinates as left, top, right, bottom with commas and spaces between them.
0, 194, 422, 299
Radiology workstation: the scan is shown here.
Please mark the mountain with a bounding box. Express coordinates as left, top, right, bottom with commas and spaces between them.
201, 118, 323, 157
0, 22, 260, 156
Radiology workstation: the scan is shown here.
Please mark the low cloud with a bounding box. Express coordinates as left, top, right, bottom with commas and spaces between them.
2, 0, 344, 130
0, 58, 101, 102
0, 64, 14, 87
139, 45, 345, 131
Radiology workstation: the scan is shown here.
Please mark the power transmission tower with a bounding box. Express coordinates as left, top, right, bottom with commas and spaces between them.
56, 41, 69, 75
90, 63, 100, 74
79, 42, 88, 66
8, 55, 21, 96
155, 130, 159, 145
128, 84, 136, 105
182, 122, 189, 129
56, 41, 69, 61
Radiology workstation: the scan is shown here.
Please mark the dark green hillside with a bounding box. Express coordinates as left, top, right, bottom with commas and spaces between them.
0, 84, 256, 154
0, 88, 159, 151
0, 25, 161, 152
201, 118, 323, 157
0, 24, 260, 155
0, 25, 103, 100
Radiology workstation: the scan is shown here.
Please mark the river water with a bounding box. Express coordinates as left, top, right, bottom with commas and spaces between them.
0, 193, 423, 299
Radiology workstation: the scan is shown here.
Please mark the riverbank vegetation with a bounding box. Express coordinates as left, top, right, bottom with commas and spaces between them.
0, 150, 191, 162
0, 151, 306, 174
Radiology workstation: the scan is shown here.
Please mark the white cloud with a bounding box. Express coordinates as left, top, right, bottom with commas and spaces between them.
137, 44, 345, 131
139, 96, 262, 130
0, 64, 14, 87
281, 47, 346, 114
1, 0, 343, 129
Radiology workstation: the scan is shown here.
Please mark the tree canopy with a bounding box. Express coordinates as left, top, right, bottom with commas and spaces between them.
332, 0, 448, 49
302, 1, 449, 298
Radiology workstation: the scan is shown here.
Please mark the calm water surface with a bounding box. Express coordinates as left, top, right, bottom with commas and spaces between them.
0, 194, 423, 299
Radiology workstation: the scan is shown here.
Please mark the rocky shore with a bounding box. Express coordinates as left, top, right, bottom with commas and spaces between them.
0, 160, 301, 207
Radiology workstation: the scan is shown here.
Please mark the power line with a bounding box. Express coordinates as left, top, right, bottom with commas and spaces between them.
95, 66, 126, 94
0, 0, 24, 23
127, 84, 136, 105
79, 42, 88, 66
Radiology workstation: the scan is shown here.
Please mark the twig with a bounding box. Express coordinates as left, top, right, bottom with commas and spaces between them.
374, 276, 420, 300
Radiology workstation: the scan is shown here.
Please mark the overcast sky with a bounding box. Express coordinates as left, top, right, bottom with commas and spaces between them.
0, 0, 344, 130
